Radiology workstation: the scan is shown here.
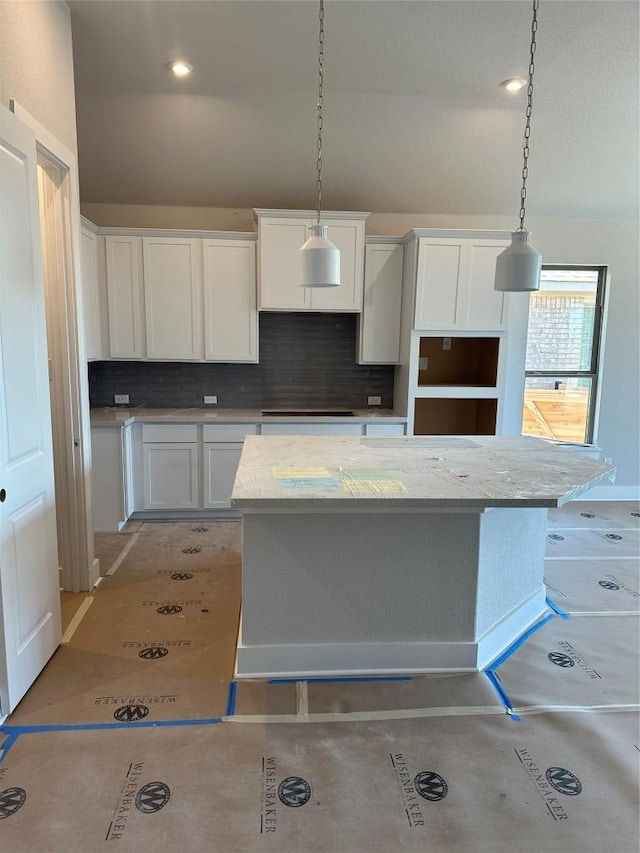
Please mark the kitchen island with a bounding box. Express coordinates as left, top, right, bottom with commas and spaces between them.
232, 434, 614, 678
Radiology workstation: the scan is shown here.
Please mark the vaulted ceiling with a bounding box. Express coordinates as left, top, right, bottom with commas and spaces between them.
70, 0, 639, 219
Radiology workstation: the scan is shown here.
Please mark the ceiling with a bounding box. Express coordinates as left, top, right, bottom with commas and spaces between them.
70, 0, 639, 219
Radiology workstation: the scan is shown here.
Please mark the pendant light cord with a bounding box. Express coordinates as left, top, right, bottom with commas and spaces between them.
316, 0, 324, 225
518, 0, 539, 232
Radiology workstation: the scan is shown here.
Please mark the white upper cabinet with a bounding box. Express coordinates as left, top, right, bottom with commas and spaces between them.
412, 233, 510, 330
105, 235, 144, 358
358, 240, 403, 364
79, 223, 103, 360
255, 210, 368, 312
203, 238, 258, 362
143, 236, 202, 360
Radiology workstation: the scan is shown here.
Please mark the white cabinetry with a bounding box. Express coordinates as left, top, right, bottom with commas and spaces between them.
411, 233, 509, 330
203, 238, 257, 362
255, 210, 368, 312
105, 235, 144, 358
142, 424, 199, 510
143, 236, 202, 360
395, 229, 528, 438
80, 222, 103, 360
358, 239, 403, 364
99, 226, 259, 363
203, 424, 257, 509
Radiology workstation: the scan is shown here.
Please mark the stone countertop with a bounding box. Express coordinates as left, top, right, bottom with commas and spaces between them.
231, 434, 615, 510
89, 407, 408, 427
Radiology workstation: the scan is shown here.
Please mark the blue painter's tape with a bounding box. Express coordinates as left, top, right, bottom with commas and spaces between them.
226, 681, 237, 717
546, 596, 570, 620
269, 676, 413, 685
0, 717, 222, 736
484, 671, 520, 722
0, 731, 19, 764
486, 611, 556, 673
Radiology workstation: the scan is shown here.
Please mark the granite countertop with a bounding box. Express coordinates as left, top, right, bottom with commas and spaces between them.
231, 434, 615, 510
90, 407, 408, 427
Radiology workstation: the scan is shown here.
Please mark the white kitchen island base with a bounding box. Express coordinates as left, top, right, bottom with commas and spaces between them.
232, 435, 614, 679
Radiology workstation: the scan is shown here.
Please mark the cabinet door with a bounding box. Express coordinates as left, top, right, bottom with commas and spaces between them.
203, 442, 244, 508
80, 227, 102, 360
143, 237, 202, 359
414, 238, 463, 329
462, 241, 509, 329
105, 235, 144, 358
309, 219, 365, 312
257, 218, 309, 310
142, 443, 199, 509
203, 239, 258, 361
358, 242, 403, 363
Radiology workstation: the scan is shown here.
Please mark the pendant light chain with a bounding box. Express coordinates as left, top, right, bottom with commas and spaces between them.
316, 0, 325, 225
518, 0, 539, 232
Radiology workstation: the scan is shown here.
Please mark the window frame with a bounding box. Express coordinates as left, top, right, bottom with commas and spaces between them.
524, 264, 607, 444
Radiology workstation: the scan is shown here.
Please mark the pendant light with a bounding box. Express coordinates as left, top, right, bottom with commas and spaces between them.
299, 0, 340, 288
495, 0, 542, 293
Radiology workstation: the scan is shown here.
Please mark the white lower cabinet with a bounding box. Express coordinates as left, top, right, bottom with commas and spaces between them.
93, 419, 407, 525
202, 423, 257, 509
141, 425, 200, 510
143, 443, 200, 510
203, 443, 244, 508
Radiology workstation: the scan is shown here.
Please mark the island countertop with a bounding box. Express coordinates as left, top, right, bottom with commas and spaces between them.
231, 434, 615, 510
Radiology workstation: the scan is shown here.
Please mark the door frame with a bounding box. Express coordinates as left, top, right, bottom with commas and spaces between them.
10, 100, 98, 593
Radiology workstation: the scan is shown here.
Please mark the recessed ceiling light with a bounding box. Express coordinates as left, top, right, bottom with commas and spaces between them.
500, 78, 527, 92
169, 61, 193, 77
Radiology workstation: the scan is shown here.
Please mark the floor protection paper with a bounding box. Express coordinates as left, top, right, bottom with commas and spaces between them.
306, 672, 504, 719
491, 614, 640, 712
0, 713, 637, 852
94, 531, 135, 575
546, 527, 640, 559
7, 523, 241, 726
547, 500, 640, 530
545, 558, 640, 614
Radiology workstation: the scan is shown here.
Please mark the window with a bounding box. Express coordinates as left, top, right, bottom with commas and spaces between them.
522, 266, 606, 444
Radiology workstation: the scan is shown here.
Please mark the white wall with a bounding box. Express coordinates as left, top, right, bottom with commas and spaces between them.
81, 202, 639, 493
0, 1, 78, 153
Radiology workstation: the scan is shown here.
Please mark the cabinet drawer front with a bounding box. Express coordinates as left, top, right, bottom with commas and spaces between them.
202, 424, 257, 442
260, 423, 362, 436
363, 423, 406, 436
142, 424, 199, 443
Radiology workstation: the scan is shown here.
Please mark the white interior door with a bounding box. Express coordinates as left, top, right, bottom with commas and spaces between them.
0, 105, 61, 715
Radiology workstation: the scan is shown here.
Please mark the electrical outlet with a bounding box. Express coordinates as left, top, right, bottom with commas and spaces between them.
368, 395, 382, 406
114, 394, 129, 405
419, 357, 429, 370
604, 457, 613, 465
442, 337, 452, 351
203, 395, 218, 405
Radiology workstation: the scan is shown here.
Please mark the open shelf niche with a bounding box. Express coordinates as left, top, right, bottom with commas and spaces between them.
417, 336, 499, 386
414, 397, 497, 435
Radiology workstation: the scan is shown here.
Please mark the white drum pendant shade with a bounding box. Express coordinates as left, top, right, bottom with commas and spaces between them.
494, 230, 542, 292
299, 223, 340, 287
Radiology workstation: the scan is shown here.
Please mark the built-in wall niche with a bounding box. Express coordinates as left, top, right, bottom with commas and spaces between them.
414, 397, 497, 435
417, 337, 499, 386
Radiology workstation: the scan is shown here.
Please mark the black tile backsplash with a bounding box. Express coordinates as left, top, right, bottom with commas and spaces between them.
89, 313, 395, 409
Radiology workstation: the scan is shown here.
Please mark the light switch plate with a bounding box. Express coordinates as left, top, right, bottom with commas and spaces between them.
368, 396, 382, 406
204, 395, 218, 404
114, 394, 129, 405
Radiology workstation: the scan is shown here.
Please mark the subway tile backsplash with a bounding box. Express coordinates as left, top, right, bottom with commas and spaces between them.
89, 313, 395, 409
